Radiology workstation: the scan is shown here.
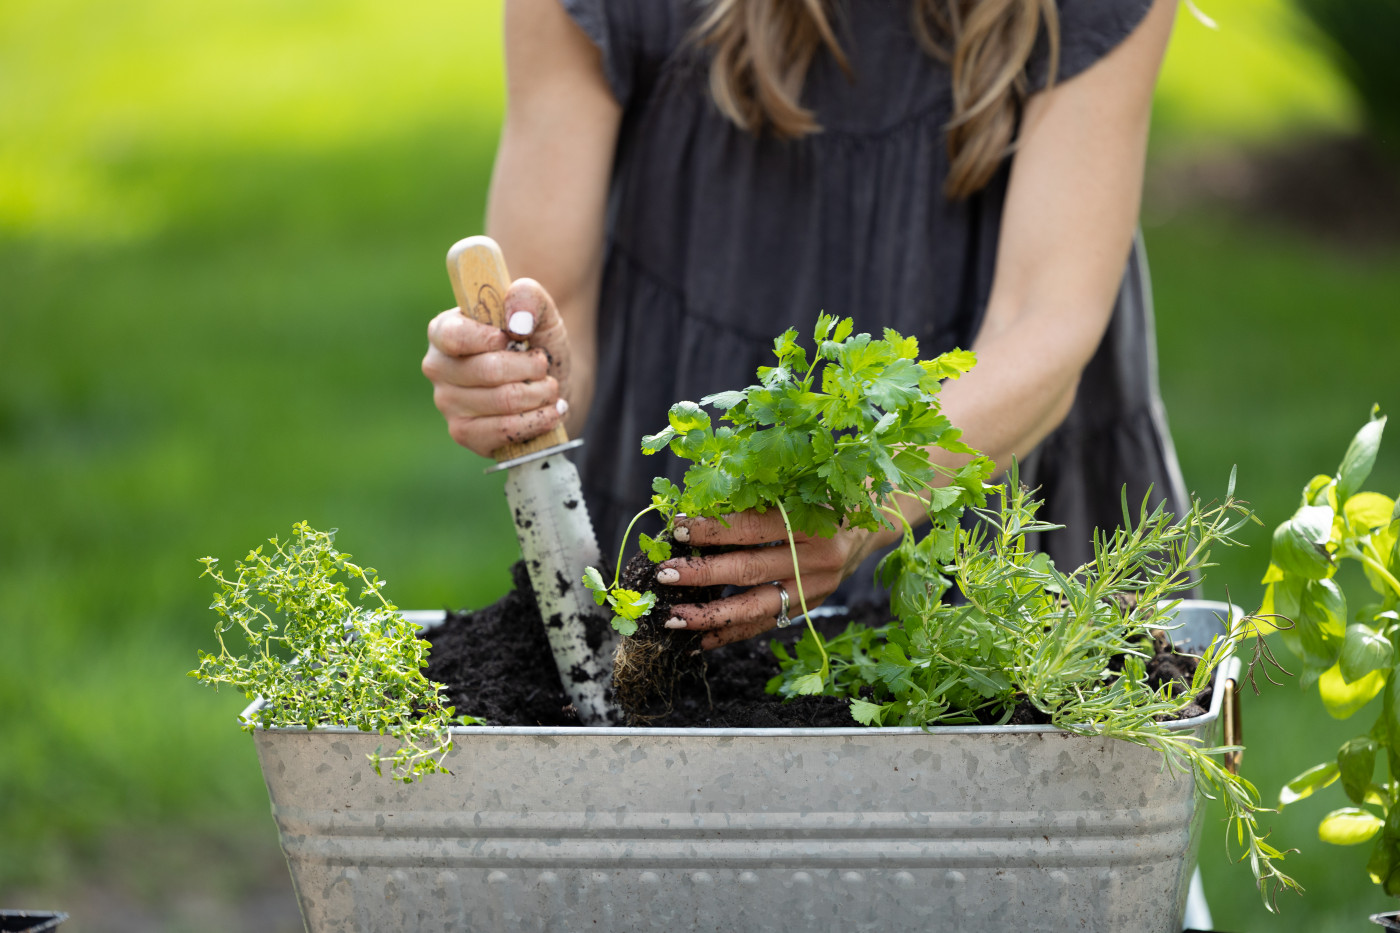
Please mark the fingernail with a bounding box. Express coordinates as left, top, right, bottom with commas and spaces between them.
655, 568, 679, 584
673, 524, 690, 543
665, 618, 688, 630
555, 398, 569, 416
508, 310, 536, 336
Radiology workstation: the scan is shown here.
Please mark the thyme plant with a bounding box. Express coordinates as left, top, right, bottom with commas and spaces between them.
191, 522, 474, 782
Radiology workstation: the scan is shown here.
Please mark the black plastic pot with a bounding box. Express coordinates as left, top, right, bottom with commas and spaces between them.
1372, 912, 1400, 931
0, 912, 67, 933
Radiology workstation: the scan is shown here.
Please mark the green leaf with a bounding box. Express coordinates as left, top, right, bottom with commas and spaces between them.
1337, 409, 1387, 503
699, 389, 748, 411
1271, 504, 1335, 579
782, 498, 841, 539
925, 485, 963, 513
1320, 663, 1386, 719
790, 673, 826, 696
1294, 578, 1347, 670
1384, 808, 1400, 897
1341, 624, 1394, 683
638, 533, 672, 564
611, 615, 638, 637
640, 427, 676, 454
1368, 827, 1398, 887
1339, 737, 1378, 805
1346, 492, 1397, 534
849, 698, 886, 726
1279, 761, 1339, 806
864, 358, 924, 412
607, 588, 656, 622
1270, 574, 1303, 622
881, 326, 918, 359
1319, 807, 1384, 846
1304, 473, 1336, 508
920, 348, 977, 383
582, 566, 609, 606
680, 462, 737, 511
667, 401, 711, 434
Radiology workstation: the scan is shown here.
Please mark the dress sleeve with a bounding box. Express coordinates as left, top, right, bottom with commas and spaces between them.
558, 0, 636, 107
1028, 0, 1156, 89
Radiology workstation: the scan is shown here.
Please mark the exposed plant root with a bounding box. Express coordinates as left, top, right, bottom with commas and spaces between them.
610, 544, 716, 723
612, 635, 704, 722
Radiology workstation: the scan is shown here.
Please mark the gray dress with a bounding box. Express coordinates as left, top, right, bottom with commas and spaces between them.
561, 0, 1190, 604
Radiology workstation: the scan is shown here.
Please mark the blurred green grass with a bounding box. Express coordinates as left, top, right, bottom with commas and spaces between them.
1147, 211, 1400, 930
1, 0, 1396, 928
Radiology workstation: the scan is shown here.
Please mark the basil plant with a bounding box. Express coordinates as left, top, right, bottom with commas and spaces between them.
1269, 409, 1400, 892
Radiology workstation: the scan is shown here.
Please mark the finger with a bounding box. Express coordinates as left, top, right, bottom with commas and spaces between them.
668, 580, 817, 636
422, 346, 550, 390
445, 402, 566, 456
434, 377, 560, 419
666, 585, 781, 634
427, 308, 510, 358
656, 547, 795, 590
502, 278, 561, 337
673, 510, 790, 547
702, 617, 786, 650
505, 279, 571, 386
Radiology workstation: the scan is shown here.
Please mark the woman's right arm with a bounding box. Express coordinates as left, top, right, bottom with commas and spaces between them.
423, 0, 622, 454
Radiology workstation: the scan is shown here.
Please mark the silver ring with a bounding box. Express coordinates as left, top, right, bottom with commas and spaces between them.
771, 581, 792, 628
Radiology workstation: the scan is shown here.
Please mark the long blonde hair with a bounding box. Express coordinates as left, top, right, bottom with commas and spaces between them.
696, 0, 1060, 198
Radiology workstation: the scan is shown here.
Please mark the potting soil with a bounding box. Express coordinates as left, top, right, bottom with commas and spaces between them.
423, 561, 1210, 728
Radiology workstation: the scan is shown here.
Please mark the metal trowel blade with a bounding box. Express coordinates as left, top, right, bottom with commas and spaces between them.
493, 442, 618, 724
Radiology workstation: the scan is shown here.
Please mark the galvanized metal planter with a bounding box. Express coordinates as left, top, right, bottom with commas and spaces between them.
0, 912, 69, 933
246, 601, 1239, 933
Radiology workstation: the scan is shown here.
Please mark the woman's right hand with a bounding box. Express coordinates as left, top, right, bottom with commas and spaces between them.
422, 277, 573, 458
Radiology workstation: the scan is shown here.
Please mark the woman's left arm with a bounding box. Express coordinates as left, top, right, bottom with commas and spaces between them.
936, 0, 1178, 470
663, 0, 1179, 648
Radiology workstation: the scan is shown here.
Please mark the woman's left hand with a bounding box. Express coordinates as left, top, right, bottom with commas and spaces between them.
655, 511, 889, 650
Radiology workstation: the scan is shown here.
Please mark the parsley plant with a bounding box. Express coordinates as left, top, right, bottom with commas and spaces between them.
583, 313, 995, 686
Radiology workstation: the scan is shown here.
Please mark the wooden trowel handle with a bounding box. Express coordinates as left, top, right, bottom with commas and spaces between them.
446, 236, 570, 462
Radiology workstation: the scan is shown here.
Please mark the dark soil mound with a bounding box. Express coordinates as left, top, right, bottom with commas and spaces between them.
424, 561, 578, 727
424, 561, 874, 727
424, 561, 1210, 728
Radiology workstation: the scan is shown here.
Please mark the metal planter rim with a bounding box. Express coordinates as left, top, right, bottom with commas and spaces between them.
239, 598, 1240, 737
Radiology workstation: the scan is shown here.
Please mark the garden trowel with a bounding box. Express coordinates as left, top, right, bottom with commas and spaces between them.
446, 237, 618, 725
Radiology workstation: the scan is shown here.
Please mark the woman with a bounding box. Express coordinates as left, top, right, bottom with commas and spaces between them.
423, 0, 1189, 649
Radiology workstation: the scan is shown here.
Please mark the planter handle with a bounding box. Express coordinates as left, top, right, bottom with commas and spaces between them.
1223, 677, 1242, 775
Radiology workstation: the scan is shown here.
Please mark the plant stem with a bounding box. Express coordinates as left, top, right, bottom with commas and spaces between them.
613, 505, 660, 586
774, 499, 829, 678
1361, 547, 1400, 598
